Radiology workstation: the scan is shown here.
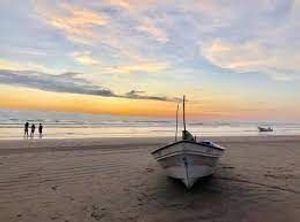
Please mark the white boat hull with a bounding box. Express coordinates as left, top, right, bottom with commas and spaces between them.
152, 141, 224, 188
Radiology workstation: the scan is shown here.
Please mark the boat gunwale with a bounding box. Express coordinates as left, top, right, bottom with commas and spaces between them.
151, 140, 225, 155
154, 150, 220, 160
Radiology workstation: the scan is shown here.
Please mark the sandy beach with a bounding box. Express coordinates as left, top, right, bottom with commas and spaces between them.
0, 136, 299, 222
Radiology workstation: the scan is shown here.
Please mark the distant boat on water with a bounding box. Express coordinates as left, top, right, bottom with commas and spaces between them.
258, 126, 273, 132
151, 96, 225, 189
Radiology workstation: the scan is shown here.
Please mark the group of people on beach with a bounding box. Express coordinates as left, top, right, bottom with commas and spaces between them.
24, 122, 43, 138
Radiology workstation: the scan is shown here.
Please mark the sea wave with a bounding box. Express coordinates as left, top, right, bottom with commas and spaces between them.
1, 109, 300, 139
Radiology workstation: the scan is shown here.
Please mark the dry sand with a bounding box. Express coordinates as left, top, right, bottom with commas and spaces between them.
0, 136, 299, 222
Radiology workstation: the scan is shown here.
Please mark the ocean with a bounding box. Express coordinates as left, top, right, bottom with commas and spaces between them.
0, 109, 300, 140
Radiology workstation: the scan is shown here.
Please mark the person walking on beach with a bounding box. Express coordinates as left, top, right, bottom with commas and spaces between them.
38, 123, 43, 138
30, 124, 36, 138
24, 122, 29, 137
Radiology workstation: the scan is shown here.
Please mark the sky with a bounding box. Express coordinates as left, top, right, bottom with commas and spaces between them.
0, 0, 300, 120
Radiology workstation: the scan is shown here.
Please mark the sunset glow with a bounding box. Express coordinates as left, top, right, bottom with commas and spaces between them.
1, 0, 300, 120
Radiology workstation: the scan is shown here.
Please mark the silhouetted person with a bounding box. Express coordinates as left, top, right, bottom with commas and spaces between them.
30, 124, 36, 138
24, 122, 29, 137
38, 123, 43, 138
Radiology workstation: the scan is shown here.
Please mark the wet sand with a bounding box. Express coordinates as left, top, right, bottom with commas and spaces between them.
0, 136, 299, 222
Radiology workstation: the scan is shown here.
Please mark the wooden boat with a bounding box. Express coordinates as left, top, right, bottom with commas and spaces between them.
151, 96, 225, 188
258, 126, 273, 132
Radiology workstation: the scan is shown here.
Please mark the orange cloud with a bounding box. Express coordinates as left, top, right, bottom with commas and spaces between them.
201, 40, 300, 81
36, 2, 107, 44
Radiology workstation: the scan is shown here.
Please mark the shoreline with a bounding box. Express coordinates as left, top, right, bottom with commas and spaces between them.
2, 123, 300, 141
1, 133, 300, 142
1, 134, 300, 156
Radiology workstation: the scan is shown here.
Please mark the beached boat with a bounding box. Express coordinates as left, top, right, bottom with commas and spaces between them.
151, 96, 225, 188
258, 126, 273, 132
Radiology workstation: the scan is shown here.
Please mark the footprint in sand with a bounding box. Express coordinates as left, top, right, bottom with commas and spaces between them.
51, 185, 58, 191
90, 205, 106, 221
222, 166, 235, 169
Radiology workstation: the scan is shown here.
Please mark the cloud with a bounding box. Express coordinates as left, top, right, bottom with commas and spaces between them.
124, 90, 180, 102
0, 59, 56, 74
71, 51, 100, 65
35, 1, 107, 44
105, 62, 170, 74
201, 40, 300, 81
0, 69, 178, 102
107, 1, 169, 43
137, 17, 168, 43
104, 0, 160, 11
202, 40, 266, 70
0, 69, 114, 96
5, 0, 300, 93
105, 0, 133, 10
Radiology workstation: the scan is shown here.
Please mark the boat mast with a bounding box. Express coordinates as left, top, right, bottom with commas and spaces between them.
183, 95, 186, 132
175, 104, 179, 141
